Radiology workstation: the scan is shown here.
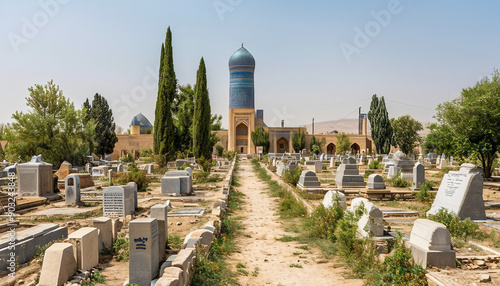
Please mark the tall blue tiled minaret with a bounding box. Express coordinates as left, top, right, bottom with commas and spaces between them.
228, 44, 255, 109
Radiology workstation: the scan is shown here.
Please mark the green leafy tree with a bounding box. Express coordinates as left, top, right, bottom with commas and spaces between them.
336, 132, 351, 155
433, 70, 500, 178
423, 123, 453, 155
292, 130, 305, 153
367, 94, 393, 154
192, 57, 212, 159
4, 80, 93, 167
309, 135, 326, 155
174, 84, 195, 152
154, 27, 177, 164
87, 93, 118, 159
390, 115, 423, 155
0, 144, 5, 161
251, 127, 270, 154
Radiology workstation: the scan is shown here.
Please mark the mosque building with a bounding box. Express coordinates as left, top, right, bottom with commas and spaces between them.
110, 45, 373, 160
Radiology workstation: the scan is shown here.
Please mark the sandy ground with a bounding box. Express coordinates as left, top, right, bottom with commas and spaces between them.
226, 160, 363, 286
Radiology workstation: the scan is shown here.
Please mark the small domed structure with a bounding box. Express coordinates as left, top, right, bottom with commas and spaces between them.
229, 45, 255, 67
130, 113, 153, 135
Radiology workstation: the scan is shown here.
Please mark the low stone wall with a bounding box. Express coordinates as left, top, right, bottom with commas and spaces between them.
155, 156, 236, 286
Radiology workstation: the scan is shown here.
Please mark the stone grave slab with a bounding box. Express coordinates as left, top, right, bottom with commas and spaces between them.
167, 208, 206, 217
367, 174, 385, 189
38, 243, 76, 286
31, 207, 99, 216
68, 227, 99, 271
103, 186, 134, 217
427, 163, 486, 220
322, 190, 346, 210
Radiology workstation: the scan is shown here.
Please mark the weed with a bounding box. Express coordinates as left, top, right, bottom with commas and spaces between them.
111, 238, 129, 262
289, 263, 303, 268
251, 267, 260, 277
236, 262, 246, 268
428, 208, 486, 241
369, 160, 382, 170
35, 240, 62, 265
276, 235, 297, 242
237, 269, 249, 276
282, 167, 303, 186
363, 170, 374, 179
413, 180, 435, 203
296, 245, 309, 250
168, 234, 183, 250
387, 172, 411, 188
193, 172, 221, 184
305, 204, 344, 243
293, 252, 301, 256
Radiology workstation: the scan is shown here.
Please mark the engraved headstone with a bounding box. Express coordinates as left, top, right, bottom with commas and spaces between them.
427, 163, 486, 220
103, 186, 134, 217
129, 218, 159, 286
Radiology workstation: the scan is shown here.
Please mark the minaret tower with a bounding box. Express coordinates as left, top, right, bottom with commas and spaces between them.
228, 44, 256, 154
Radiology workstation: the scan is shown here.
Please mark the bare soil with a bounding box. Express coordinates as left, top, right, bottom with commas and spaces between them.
226, 160, 363, 286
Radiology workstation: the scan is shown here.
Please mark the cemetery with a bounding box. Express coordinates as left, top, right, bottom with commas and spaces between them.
0, 9, 499, 284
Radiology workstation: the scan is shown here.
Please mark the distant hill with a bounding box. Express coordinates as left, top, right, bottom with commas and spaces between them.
304, 119, 370, 135
304, 118, 432, 137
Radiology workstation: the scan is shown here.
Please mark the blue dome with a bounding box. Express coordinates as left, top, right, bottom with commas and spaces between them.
229, 46, 255, 67
130, 113, 153, 134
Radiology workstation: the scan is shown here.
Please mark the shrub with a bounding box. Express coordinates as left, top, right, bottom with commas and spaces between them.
372, 232, 426, 285
388, 172, 411, 188
262, 154, 269, 164
413, 180, 435, 203
193, 172, 220, 184
111, 238, 129, 262
282, 167, 302, 186
306, 204, 344, 242
215, 145, 224, 157
428, 208, 485, 241
115, 163, 150, 192
222, 150, 236, 160
178, 161, 192, 170
139, 148, 153, 157
363, 170, 374, 179
120, 154, 134, 163
196, 157, 213, 172
369, 160, 382, 169
251, 157, 259, 164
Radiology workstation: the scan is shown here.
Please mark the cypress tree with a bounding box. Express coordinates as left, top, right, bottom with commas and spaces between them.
153, 27, 177, 162
192, 57, 211, 159
89, 93, 118, 159
367, 94, 393, 154
83, 98, 93, 154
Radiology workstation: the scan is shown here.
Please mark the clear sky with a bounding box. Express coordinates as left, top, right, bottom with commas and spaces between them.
1, 0, 499, 131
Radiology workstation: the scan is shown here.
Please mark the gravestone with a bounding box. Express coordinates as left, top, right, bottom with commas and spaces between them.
103, 186, 135, 217
387, 165, 397, 179
400, 172, 413, 182
92, 217, 112, 252
151, 204, 169, 261
418, 154, 424, 164
65, 174, 81, 205
367, 174, 385, 189
0, 223, 68, 270
412, 162, 425, 190
17, 155, 53, 197
129, 218, 159, 286
350, 198, 384, 237
389, 151, 414, 172
122, 182, 138, 210
108, 169, 113, 185
450, 156, 454, 166
38, 243, 76, 286
85, 163, 92, 173
329, 157, 334, 168
91, 166, 107, 177
305, 160, 321, 172
68, 227, 99, 271
438, 159, 448, 169
185, 167, 192, 176
296, 170, 321, 189
322, 190, 346, 210
335, 157, 365, 188
161, 170, 192, 195
427, 163, 486, 220
408, 219, 456, 269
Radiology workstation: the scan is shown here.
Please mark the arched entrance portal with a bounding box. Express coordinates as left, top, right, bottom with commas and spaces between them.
351, 143, 360, 155
326, 143, 336, 155
277, 137, 289, 153
235, 122, 249, 154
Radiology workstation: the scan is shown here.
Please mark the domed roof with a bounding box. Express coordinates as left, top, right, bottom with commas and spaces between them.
229, 45, 255, 67
130, 113, 153, 129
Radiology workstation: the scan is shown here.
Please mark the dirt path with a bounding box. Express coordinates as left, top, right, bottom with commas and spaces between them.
227, 159, 363, 286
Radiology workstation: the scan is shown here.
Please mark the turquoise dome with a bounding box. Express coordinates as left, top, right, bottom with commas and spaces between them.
130, 113, 153, 134
229, 46, 255, 67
